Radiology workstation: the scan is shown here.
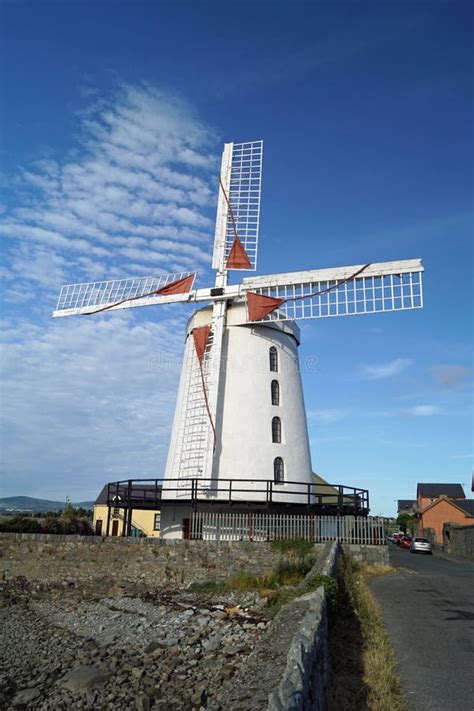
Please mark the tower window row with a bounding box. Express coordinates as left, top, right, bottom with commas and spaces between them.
269, 347, 284, 483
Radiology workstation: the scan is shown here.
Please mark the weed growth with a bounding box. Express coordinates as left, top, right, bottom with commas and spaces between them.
187, 579, 228, 595
326, 553, 406, 711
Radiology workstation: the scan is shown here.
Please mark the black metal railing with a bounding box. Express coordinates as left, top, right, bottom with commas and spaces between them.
105, 477, 369, 515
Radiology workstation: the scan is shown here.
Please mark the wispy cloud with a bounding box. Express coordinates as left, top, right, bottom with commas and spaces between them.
0, 311, 189, 499
1, 83, 218, 297
0, 81, 220, 499
362, 358, 413, 380
307, 409, 350, 425
399, 405, 442, 417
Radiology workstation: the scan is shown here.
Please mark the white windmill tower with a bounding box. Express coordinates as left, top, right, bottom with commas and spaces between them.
53, 139, 424, 539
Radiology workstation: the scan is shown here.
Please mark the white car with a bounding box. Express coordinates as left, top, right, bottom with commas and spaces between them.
409, 537, 432, 554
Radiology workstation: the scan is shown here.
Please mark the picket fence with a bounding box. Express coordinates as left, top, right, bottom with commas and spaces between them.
190, 512, 385, 545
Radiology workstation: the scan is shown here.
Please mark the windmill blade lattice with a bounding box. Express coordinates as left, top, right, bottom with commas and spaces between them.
243, 259, 423, 322
53, 272, 196, 317
212, 140, 263, 272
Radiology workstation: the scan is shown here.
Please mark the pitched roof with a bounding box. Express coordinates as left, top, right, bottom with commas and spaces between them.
398, 499, 417, 511
312, 472, 338, 496
451, 499, 474, 516
95, 483, 162, 505
421, 497, 474, 517
417, 483, 465, 498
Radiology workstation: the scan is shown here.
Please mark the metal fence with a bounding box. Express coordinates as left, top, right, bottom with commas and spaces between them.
105, 477, 369, 515
190, 512, 385, 545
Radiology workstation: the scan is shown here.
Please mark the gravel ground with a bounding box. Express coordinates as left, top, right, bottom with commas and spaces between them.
0, 577, 271, 710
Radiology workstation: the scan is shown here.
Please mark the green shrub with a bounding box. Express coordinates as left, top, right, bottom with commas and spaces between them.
0, 516, 42, 534
273, 557, 314, 584
304, 575, 338, 608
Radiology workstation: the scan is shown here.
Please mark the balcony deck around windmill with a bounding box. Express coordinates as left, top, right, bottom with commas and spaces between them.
103, 477, 369, 516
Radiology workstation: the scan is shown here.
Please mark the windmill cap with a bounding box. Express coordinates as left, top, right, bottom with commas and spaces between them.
185, 303, 301, 344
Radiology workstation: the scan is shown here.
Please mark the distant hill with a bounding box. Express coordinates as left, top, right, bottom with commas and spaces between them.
0, 496, 95, 513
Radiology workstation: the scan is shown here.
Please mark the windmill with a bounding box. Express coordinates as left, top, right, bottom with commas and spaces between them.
53, 139, 424, 538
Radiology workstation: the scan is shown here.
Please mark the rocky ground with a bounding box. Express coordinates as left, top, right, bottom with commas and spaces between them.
0, 576, 272, 710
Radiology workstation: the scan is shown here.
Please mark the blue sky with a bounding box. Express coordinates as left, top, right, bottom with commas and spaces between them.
1, 0, 472, 514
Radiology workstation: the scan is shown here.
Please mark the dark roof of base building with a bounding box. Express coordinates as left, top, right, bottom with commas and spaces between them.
417, 483, 465, 499
398, 499, 417, 511
95, 483, 162, 505
451, 499, 474, 516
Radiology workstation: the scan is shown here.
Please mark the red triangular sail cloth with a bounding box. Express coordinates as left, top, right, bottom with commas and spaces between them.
247, 292, 286, 321
155, 274, 194, 296
226, 237, 251, 269
192, 325, 211, 364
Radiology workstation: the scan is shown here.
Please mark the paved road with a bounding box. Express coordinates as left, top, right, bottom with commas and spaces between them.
370, 546, 474, 711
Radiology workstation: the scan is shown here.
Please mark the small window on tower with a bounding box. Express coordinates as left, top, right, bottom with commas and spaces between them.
274, 457, 284, 484
271, 380, 280, 406
269, 346, 278, 372
272, 416, 281, 443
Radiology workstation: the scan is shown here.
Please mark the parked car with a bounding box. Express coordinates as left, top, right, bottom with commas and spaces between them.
409, 537, 432, 554
400, 536, 413, 549
394, 533, 405, 546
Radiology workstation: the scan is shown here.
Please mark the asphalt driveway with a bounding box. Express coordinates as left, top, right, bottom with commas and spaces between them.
370, 546, 474, 711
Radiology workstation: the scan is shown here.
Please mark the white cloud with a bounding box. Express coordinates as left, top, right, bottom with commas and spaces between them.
307, 409, 350, 424
362, 358, 413, 380
0, 81, 220, 498
399, 405, 442, 417
0, 311, 191, 499
1, 82, 217, 291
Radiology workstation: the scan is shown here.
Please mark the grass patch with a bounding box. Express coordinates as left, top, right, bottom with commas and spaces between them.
187, 550, 318, 608
326, 554, 407, 711
187, 580, 228, 595
226, 571, 275, 590
224, 557, 316, 592
363, 563, 396, 581
264, 574, 338, 618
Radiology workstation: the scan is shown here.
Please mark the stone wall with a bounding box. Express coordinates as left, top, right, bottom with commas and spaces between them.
343, 543, 389, 565
267, 542, 339, 711
268, 588, 329, 711
442, 523, 474, 560
0, 534, 285, 587
214, 541, 338, 711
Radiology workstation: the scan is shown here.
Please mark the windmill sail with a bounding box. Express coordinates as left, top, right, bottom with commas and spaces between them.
212, 140, 263, 272
53, 272, 196, 317
243, 259, 423, 322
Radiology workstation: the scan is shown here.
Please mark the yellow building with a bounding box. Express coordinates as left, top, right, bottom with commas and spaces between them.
93, 484, 161, 538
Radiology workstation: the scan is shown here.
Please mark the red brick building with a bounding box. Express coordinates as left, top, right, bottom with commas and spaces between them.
416, 482, 465, 512
416, 483, 474, 543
